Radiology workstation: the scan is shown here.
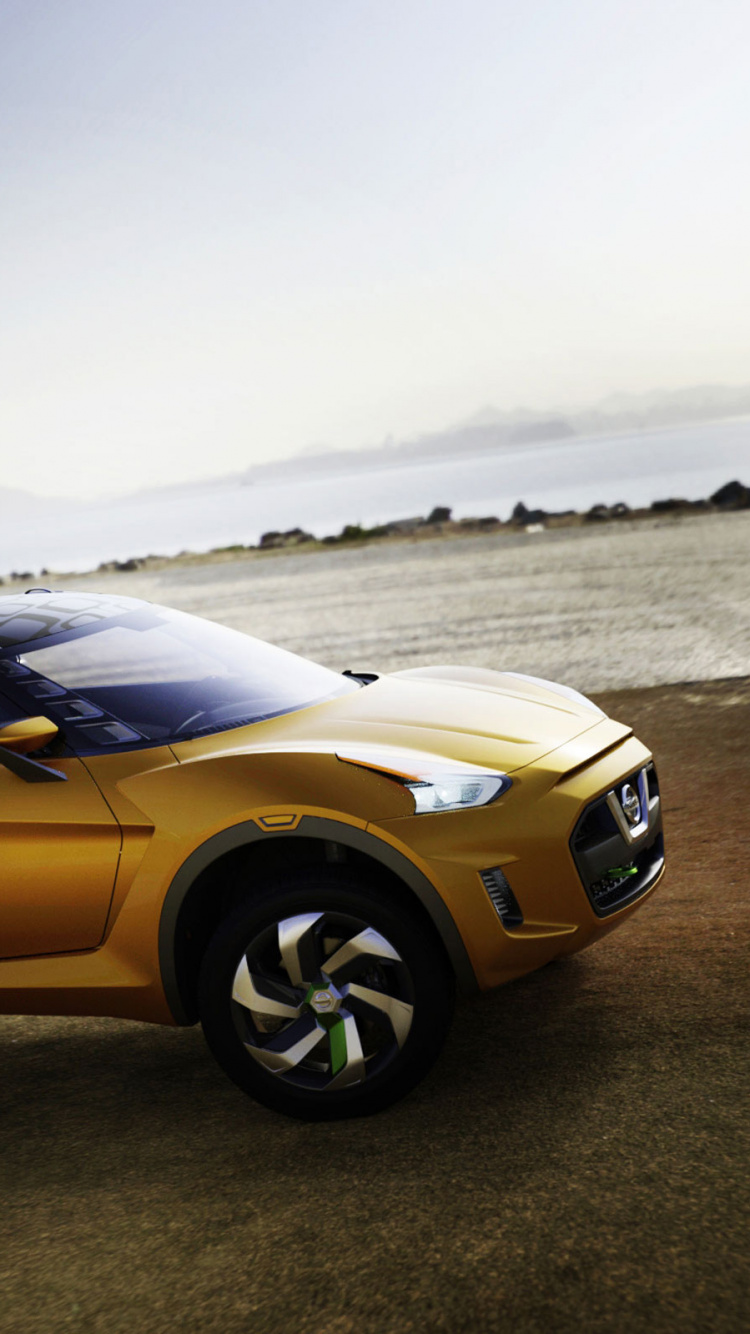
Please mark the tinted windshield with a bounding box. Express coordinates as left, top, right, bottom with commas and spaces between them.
3, 604, 358, 748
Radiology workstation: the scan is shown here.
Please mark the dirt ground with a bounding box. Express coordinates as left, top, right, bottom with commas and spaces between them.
0, 677, 748, 1333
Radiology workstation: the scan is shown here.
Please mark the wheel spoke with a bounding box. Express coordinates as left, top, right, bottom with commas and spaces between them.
343, 982, 413, 1049
245, 1013, 326, 1074
232, 955, 301, 1021
325, 1011, 365, 1089
278, 913, 323, 987
322, 926, 402, 981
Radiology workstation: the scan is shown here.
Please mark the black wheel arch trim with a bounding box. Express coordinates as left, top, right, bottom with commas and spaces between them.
158, 814, 478, 1023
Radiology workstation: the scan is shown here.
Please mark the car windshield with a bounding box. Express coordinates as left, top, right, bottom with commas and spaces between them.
3, 604, 358, 747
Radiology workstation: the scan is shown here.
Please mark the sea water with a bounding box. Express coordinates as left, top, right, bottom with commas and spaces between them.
2, 416, 748, 576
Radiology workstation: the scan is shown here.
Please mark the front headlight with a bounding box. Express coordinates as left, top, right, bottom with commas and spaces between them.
405, 773, 510, 814
337, 745, 511, 814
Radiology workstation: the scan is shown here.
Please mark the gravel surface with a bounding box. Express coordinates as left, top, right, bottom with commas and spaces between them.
50, 509, 750, 691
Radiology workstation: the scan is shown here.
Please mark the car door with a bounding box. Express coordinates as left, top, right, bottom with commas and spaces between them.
0, 713, 122, 961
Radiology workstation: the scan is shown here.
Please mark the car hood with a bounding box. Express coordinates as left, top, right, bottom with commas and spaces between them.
172, 664, 630, 775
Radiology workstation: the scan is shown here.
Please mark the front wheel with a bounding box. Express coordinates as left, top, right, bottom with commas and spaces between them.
198, 873, 455, 1120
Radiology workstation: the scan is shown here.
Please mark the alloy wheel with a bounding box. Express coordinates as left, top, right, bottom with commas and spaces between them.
230, 910, 415, 1092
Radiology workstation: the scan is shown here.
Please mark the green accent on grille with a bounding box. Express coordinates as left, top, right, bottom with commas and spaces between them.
328, 1017, 347, 1075
606, 865, 638, 878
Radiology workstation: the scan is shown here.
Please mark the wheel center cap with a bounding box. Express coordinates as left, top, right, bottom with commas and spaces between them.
306, 984, 342, 1015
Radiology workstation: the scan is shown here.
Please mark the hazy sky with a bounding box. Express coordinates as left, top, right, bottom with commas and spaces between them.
1, 0, 749, 498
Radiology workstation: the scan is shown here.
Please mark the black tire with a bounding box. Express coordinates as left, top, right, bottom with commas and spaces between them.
198, 870, 455, 1120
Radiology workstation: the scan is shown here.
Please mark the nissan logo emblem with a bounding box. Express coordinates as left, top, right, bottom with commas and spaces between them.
620, 784, 641, 826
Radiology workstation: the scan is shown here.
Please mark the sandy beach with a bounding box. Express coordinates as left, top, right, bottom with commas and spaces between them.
18, 507, 750, 692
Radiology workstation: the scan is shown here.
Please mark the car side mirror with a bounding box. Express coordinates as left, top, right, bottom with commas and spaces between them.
0, 717, 67, 783
0, 716, 60, 752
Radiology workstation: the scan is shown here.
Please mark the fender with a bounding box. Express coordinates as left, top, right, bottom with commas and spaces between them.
158, 814, 478, 1023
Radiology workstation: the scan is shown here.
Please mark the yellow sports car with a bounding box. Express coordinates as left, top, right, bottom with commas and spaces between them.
0, 591, 664, 1118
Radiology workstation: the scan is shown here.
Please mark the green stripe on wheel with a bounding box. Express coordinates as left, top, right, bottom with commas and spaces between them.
328, 1017, 347, 1075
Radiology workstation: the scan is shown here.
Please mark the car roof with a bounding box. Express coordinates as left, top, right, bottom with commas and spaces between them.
0, 591, 149, 650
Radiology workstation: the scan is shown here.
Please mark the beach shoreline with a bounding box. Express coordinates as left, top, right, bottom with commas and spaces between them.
5, 506, 748, 696
4, 478, 748, 586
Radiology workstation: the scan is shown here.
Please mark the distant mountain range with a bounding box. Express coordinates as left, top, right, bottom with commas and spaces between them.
0, 483, 61, 513
241, 382, 750, 484
2, 382, 749, 509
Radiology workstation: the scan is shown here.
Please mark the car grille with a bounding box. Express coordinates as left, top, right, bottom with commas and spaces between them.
570, 762, 664, 916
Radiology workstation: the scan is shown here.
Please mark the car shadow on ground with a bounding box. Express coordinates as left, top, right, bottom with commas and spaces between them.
0, 954, 612, 1186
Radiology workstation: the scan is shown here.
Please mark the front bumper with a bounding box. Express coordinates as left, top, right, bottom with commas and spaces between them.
372, 731, 666, 992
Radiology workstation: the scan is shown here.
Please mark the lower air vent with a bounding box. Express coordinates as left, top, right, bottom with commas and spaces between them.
480, 867, 523, 928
